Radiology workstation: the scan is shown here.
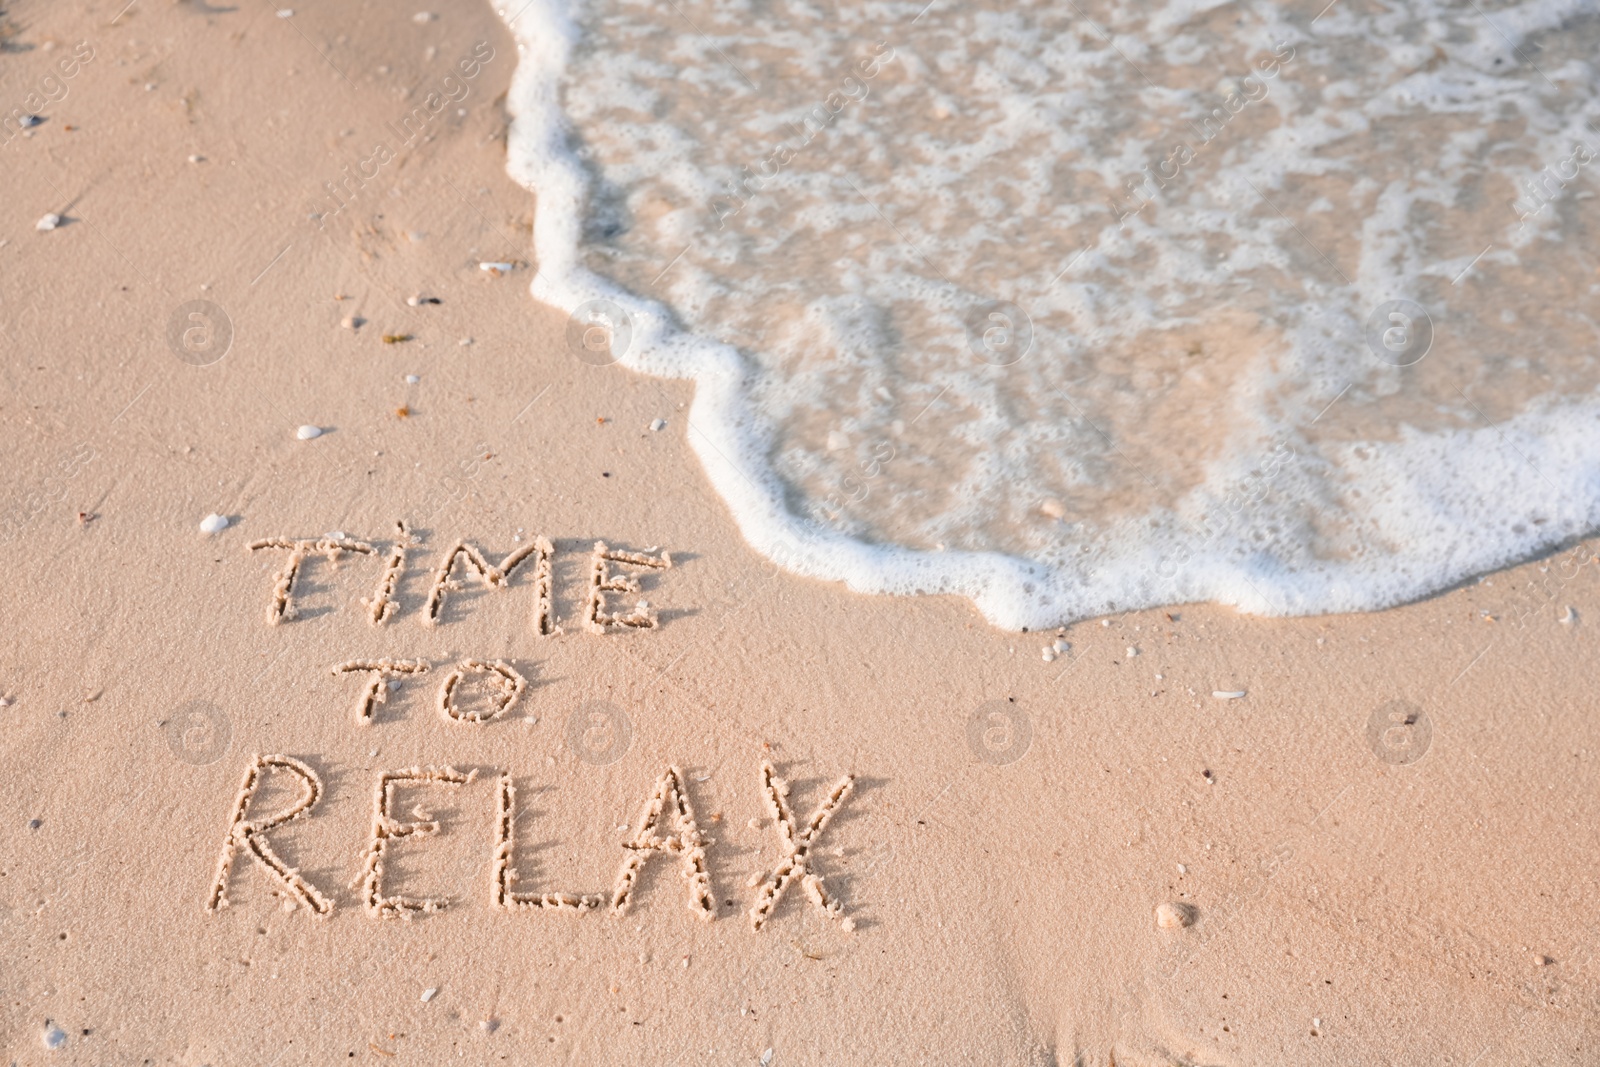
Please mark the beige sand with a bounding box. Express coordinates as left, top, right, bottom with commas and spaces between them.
2, 1, 1598, 1063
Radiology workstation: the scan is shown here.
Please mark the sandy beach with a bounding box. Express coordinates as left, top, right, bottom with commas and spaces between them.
3, 0, 1600, 1063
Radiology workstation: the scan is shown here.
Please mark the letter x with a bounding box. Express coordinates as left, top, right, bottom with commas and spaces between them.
749, 762, 855, 931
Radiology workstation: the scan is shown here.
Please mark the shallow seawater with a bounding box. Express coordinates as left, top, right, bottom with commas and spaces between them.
502, 0, 1600, 628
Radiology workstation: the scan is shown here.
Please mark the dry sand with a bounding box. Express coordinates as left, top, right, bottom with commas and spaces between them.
2, 1, 1599, 1063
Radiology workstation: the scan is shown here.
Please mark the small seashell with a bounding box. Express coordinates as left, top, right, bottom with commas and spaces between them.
1041, 646, 1056, 662
21, 114, 44, 128
1126, 646, 1139, 657
36, 213, 62, 231
1212, 690, 1246, 700
413, 10, 437, 21
650, 418, 667, 431
199, 513, 229, 535
421, 987, 438, 1002
405, 374, 420, 384
43, 1024, 67, 1049
275, 8, 293, 16
296, 424, 322, 440
1155, 902, 1194, 929
478, 261, 514, 273
1560, 605, 1577, 625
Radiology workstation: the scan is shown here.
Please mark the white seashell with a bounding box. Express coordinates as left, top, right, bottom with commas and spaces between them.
199, 513, 229, 534
36, 213, 62, 231
296, 424, 322, 440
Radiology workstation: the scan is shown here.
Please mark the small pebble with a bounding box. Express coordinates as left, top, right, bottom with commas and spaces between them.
458, 337, 473, 346
43, 1025, 67, 1050
199, 513, 229, 535
840, 917, 856, 932
341, 315, 361, 330
1126, 646, 1139, 657
1101, 618, 1111, 627
276, 8, 293, 16
414, 10, 437, 22
29, 818, 42, 830
1041, 646, 1056, 663
20, 114, 43, 128
1155, 902, 1194, 929
421, 987, 438, 1002
296, 424, 322, 440
36, 213, 62, 232
188, 154, 204, 163
650, 418, 667, 431
405, 374, 420, 384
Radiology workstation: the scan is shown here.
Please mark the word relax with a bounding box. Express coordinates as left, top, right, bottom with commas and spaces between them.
249, 528, 670, 633
208, 758, 857, 932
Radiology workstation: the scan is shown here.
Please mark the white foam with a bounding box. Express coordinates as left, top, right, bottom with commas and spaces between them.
497, 0, 1600, 629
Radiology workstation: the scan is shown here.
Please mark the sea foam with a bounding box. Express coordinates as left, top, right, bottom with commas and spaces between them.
498, 0, 1600, 629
